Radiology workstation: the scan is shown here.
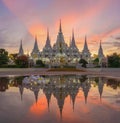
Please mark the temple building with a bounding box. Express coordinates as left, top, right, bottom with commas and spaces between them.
31, 35, 40, 62
18, 40, 24, 56
98, 41, 107, 67
82, 36, 91, 63
18, 21, 107, 67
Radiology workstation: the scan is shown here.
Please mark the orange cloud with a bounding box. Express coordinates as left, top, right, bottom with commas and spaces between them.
29, 23, 47, 46
101, 27, 120, 39
2, 0, 118, 55
2, 0, 46, 41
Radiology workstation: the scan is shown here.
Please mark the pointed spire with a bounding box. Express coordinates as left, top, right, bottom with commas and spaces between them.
83, 35, 89, 51
99, 40, 103, 53
35, 35, 38, 46
83, 86, 88, 104
82, 80, 91, 104
47, 98, 50, 112
71, 29, 76, 46
19, 85, 24, 101
72, 29, 75, 41
44, 90, 52, 112
55, 19, 65, 44
98, 40, 104, 59
72, 96, 75, 112
100, 40, 102, 47
100, 40, 101, 47
46, 28, 51, 46
82, 35, 91, 61
32, 35, 39, 53
99, 40, 102, 50
60, 108, 63, 120
43, 28, 52, 52
98, 77, 104, 102
70, 90, 77, 112
100, 93, 102, 102
34, 90, 39, 103
47, 28, 49, 40
18, 40, 24, 56
59, 19, 62, 33
85, 94, 88, 104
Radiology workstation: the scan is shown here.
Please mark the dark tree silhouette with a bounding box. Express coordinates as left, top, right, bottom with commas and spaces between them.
0, 49, 9, 66
79, 59, 88, 68
107, 53, 120, 68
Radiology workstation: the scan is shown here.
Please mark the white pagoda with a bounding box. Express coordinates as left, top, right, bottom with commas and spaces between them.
18, 20, 107, 67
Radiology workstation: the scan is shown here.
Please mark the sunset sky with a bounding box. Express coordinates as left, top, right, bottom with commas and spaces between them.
0, 0, 120, 55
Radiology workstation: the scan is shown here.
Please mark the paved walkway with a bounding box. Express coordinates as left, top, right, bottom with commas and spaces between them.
0, 68, 120, 79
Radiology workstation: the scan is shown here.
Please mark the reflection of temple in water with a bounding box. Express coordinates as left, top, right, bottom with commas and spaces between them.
81, 77, 91, 104
20, 75, 106, 118
0, 75, 120, 119
98, 77, 105, 101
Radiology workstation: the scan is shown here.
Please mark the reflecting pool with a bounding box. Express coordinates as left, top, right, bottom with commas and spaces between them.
0, 75, 120, 123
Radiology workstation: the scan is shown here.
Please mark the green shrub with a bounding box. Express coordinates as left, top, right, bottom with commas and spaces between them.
36, 60, 45, 67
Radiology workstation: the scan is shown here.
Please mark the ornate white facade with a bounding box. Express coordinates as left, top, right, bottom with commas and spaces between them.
30, 21, 91, 67
18, 21, 106, 67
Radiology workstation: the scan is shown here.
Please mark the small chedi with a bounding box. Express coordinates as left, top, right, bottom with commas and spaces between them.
18, 20, 107, 68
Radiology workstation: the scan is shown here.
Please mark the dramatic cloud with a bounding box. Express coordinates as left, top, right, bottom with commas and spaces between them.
115, 36, 120, 41
114, 41, 120, 48
0, 0, 120, 54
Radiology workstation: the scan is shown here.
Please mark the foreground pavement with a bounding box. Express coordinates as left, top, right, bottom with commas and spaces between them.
0, 68, 120, 79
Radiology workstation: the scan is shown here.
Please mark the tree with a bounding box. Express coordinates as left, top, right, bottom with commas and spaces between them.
93, 54, 98, 59
93, 57, 99, 66
79, 59, 88, 68
15, 55, 29, 68
36, 59, 45, 67
0, 49, 9, 66
107, 53, 120, 68
9, 53, 18, 62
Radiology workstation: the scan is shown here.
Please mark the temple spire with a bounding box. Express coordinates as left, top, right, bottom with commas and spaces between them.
98, 77, 104, 102
34, 90, 39, 103
71, 95, 75, 112
72, 29, 74, 40
71, 29, 76, 46
98, 40, 104, 58
46, 28, 51, 46
32, 35, 39, 52
47, 28, 49, 40
82, 35, 91, 62
85, 94, 88, 104
82, 79, 91, 104
44, 89, 52, 112
60, 108, 63, 120
55, 19, 66, 44
59, 19, 62, 33
18, 40, 24, 56
19, 85, 24, 101
83, 35, 89, 51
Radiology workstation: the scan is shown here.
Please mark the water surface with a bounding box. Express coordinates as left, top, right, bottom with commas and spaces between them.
0, 75, 120, 123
